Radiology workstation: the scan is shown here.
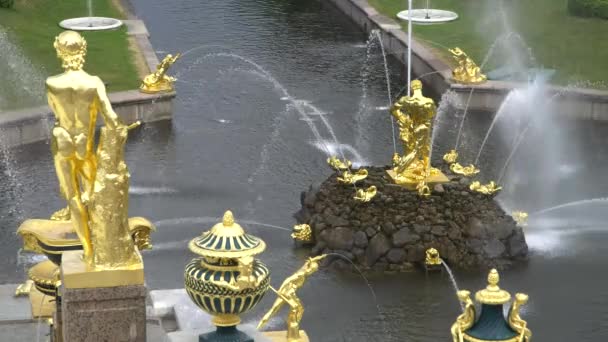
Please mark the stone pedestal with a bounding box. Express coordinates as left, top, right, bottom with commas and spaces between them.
386, 169, 449, 190
61, 284, 147, 342
60, 250, 147, 342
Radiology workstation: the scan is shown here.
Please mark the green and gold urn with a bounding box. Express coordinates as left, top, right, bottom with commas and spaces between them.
185, 210, 270, 342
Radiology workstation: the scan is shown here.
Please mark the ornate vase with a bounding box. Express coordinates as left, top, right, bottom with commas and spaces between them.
184, 210, 270, 342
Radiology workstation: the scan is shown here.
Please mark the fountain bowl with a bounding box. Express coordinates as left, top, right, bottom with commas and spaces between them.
397, 9, 458, 24
59, 17, 123, 31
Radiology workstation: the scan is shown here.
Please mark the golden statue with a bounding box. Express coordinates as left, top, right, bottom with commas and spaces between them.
425, 248, 441, 266
292, 224, 314, 244
416, 181, 431, 197
443, 149, 458, 164
388, 80, 448, 191
470, 181, 502, 195
40, 31, 149, 278
509, 293, 532, 341
512, 211, 528, 227
140, 53, 180, 93
449, 47, 487, 84
337, 169, 368, 184
327, 156, 351, 171
258, 255, 326, 342
450, 290, 476, 342
354, 185, 377, 202
450, 162, 480, 177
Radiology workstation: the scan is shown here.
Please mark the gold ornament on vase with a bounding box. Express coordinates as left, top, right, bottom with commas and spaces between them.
449, 47, 487, 84
387, 80, 448, 193
257, 255, 326, 342
140, 53, 180, 93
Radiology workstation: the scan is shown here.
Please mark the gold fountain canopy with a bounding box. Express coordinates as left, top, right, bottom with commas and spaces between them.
188, 211, 266, 259
475, 269, 511, 305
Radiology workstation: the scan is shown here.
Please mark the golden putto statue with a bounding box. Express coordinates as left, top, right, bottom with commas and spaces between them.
140, 53, 180, 93
337, 169, 368, 184
258, 255, 326, 342
449, 47, 487, 84
388, 80, 448, 192
470, 181, 502, 195
17, 31, 154, 282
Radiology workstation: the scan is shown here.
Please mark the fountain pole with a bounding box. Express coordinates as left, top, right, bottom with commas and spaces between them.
407, 0, 412, 97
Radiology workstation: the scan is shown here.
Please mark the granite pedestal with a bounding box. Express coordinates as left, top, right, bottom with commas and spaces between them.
61, 284, 147, 341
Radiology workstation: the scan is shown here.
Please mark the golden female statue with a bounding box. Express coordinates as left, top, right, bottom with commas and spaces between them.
450, 290, 476, 342
258, 255, 326, 341
46, 31, 141, 270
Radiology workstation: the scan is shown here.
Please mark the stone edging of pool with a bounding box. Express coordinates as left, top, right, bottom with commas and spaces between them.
0, 0, 174, 149
327, 0, 608, 120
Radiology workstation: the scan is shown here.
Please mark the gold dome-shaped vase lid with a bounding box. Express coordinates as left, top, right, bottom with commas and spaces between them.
188, 210, 266, 258
475, 269, 512, 305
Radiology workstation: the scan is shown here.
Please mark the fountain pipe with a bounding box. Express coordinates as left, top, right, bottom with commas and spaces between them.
407, 0, 412, 97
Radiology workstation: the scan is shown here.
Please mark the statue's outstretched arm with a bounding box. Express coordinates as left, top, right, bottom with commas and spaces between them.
95, 77, 122, 128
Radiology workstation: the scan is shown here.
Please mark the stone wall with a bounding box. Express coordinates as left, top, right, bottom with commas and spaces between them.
295, 167, 528, 271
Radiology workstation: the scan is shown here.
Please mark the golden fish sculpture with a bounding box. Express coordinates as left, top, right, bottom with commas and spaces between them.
337, 169, 368, 184
443, 149, 458, 164
140, 53, 180, 93
470, 181, 502, 195
327, 156, 352, 171
450, 162, 480, 177
354, 185, 377, 202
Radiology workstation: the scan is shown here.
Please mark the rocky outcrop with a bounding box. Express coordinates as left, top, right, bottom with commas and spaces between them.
295, 166, 528, 271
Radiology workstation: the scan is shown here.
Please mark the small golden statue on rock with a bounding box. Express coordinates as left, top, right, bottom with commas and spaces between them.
327, 156, 351, 171
512, 211, 529, 227
450, 269, 531, 342
425, 247, 442, 271
450, 162, 480, 177
258, 255, 326, 342
443, 149, 458, 164
354, 185, 377, 202
292, 224, 314, 244
388, 80, 448, 192
140, 53, 180, 93
337, 169, 368, 184
449, 47, 487, 84
470, 181, 502, 195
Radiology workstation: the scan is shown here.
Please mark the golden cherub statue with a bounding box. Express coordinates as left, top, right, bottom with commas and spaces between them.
44, 31, 145, 271
327, 156, 351, 171
449, 47, 487, 84
470, 181, 502, 195
353, 185, 377, 202
450, 162, 480, 177
258, 255, 326, 341
140, 53, 180, 93
450, 290, 476, 342
388, 80, 448, 191
337, 169, 368, 184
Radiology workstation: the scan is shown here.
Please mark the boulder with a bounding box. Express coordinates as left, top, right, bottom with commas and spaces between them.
326, 227, 354, 250
392, 229, 420, 247
483, 238, 506, 258
354, 231, 369, 248
365, 233, 391, 266
386, 248, 406, 264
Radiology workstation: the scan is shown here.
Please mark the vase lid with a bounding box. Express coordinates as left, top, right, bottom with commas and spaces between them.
475, 269, 511, 305
188, 210, 266, 258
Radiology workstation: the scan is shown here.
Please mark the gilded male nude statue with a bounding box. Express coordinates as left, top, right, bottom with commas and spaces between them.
46, 31, 122, 261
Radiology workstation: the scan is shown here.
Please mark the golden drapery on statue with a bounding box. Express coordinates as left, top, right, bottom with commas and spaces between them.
387, 80, 448, 192
44, 30, 144, 273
